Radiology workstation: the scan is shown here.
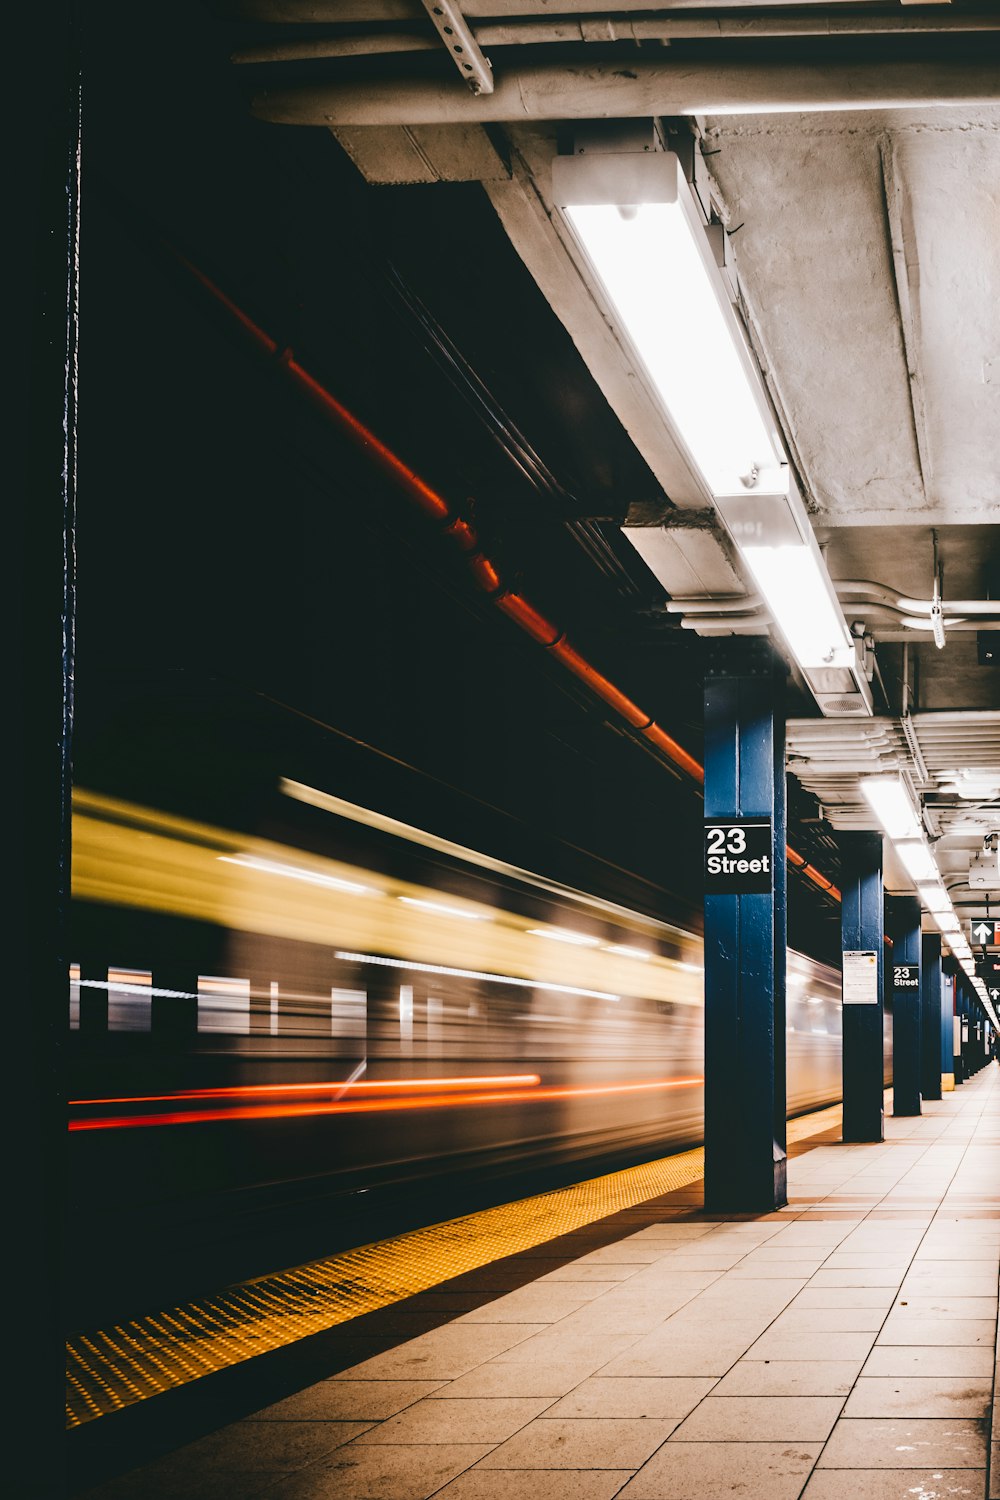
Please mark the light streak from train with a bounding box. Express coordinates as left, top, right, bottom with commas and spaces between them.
332, 950, 621, 1002
397, 897, 488, 921
69, 1076, 704, 1131
70, 1075, 544, 1106
218, 854, 378, 895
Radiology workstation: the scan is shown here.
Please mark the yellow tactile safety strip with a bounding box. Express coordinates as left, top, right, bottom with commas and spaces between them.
66, 1107, 841, 1430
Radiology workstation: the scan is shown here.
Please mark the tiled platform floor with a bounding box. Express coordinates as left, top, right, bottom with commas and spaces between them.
80, 1066, 1000, 1500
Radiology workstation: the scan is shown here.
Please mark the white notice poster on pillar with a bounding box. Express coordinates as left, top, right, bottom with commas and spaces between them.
843, 950, 879, 1005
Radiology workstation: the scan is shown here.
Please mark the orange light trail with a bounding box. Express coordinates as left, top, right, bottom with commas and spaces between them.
69, 1075, 542, 1107
69, 1077, 704, 1131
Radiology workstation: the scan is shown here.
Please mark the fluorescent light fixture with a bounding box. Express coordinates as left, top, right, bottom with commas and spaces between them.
604, 944, 652, 961
860, 777, 923, 842
735, 540, 856, 671
397, 896, 487, 922
553, 151, 784, 500
527, 928, 600, 947
894, 840, 940, 886
219, 855, 376, 895
552, 147, 857, 685
916, 882, 951, 914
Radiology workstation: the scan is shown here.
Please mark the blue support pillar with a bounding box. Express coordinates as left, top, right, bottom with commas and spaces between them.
840, 832, 885, 1142
920, 933, 943, 1101
954, 981, 966, 1084
942, 965, 956, 1091
888, 896, 921, 1116
703, 641, 787, 1213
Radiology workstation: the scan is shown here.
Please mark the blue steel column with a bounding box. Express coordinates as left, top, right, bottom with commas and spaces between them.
921, 933, 943, 1101
840, 832, 885, 1141
889, 896, 922, 1116
954, 981, 966, 1084
942, 965, 957, 1091
703, 643, 787, 1212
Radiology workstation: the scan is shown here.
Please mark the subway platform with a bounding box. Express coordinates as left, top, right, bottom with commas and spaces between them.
76, 1066, 1000, 1500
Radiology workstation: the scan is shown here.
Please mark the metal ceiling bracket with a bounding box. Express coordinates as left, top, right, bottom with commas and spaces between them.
421, 2, 494, 96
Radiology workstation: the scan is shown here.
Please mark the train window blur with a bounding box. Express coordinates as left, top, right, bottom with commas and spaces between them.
331, 988, 365, 1044
108, 968, 152, 1031
69, 963, 80, 1028
197, 976, 251, 1034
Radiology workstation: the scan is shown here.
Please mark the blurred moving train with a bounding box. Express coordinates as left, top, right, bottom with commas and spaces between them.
68, 779, 891, 1325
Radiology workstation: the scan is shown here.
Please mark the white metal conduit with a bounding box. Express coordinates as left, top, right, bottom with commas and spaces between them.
666, 580, 1000, 636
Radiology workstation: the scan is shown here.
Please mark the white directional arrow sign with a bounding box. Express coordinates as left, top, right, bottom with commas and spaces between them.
970, 920, 1000, 945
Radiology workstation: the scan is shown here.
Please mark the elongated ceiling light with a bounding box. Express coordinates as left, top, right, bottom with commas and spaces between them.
860, 776, 923, 843
552, 146, 857, 685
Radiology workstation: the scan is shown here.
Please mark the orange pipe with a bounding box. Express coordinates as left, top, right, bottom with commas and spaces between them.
178, 255, 839, 904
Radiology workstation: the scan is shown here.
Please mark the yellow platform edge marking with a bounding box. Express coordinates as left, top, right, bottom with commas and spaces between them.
66, 1104, 843, 1429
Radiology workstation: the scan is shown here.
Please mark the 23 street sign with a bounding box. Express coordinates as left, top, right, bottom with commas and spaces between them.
704, 819, 773, 895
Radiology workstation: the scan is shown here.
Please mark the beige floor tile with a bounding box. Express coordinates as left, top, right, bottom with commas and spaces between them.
902, 1276, 999, 1297
821, 1256, 914, 1269
353, 1397, 553, 1446
616, 1439, 822, 1498
817, 1418, 987, 1468
843, 1377, 992, 1418
802, 1470, 984, 1499
333, 1325, 547, 1381
890, 1296, 997, 1318
875, 1317, 994, 1346
748, 1329, 878, 1362
768, 1307, 885, 1332
670, 1395, 843, 1442
791, 1287, 897, 1309
456, 1287, 604, 1322
476, 1417, 675, 1469
809, 1269, 904, 1287
432, 1364, 587, 1400
863, 1344, 995, 1374
490, 1329, 641, 1370
535, 1265, 640, 1284
725, 1263, 815, 1280
991, 1444, 1000, 1500
545, 1377, 716, 1420
248, 1381, 444, 1422
573, 1246, 675, 1266
653, 1252, 748, 1270
434, 1472, 636, 1500
262, 1443, 493, 1500
711, 1361, 861, 1396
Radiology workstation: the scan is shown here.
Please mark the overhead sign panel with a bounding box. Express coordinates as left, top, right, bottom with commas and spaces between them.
969, 920, 1000, 945
703, 819, 773, 894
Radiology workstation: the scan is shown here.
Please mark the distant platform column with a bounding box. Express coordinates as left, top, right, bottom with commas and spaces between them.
889, 895, 921, 1116
703, 641, 787, 1213
942, 961, 956, 1090
921, 933, 943, 1101
954, 980, 966, 1084
839, 831, 884, 1142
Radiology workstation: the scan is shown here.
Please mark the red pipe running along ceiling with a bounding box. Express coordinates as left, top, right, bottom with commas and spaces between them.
176, 253, 841, 906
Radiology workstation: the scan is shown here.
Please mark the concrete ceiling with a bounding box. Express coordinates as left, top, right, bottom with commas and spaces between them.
229, 0, 1000, 936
